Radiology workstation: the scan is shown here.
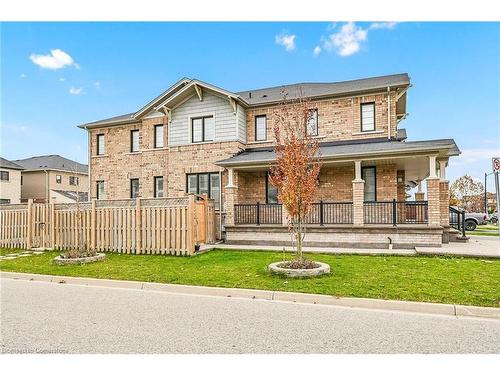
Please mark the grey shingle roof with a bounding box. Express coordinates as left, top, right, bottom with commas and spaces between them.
14, 155, 88, 174
236, 73, 410, 106
52, 190, 89, 202
216, 138, 460, 167
79, 73, 410, 128
0, 157, 25, 170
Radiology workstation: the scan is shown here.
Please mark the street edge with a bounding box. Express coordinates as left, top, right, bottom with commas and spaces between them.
1, 271, 499, 320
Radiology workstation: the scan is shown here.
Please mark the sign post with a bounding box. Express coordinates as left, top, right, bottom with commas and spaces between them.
492, 157, 500, 239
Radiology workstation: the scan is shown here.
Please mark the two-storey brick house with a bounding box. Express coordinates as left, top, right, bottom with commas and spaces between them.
79, 73, 460, 249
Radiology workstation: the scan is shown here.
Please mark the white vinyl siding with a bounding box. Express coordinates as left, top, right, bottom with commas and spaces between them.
361, 103, 375, 132
169, 92, 245, 146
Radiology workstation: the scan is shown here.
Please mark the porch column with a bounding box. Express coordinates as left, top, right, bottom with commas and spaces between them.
438, 160, 450, 228
426, 156, 441, 226
224, 168, 238, 226
415, 181, 425, 201
352, 160, 365, 226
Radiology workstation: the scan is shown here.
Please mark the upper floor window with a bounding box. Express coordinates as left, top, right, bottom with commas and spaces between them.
306, 109, 318, 136
56, 175, 62, 184
130, 178, 140, 198
361, 102, 375, 132
69, 176, 79, 186
0, 171, 9, 181
266, 172, 279, 204
96, 180, 105, 200
154, 125, 164, 148
192, 116, 214, 143
0, 199, 11, 204
362, 166, 376, 202
255, 115, 267, 141
154, 176, 164, 198
96, 134, 105, 155
130, 130, 140, 152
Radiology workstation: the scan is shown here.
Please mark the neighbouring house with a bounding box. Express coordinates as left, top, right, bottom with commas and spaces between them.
0, 157, 24, 204
79, 73, 461, 248
13, 155, 89, 203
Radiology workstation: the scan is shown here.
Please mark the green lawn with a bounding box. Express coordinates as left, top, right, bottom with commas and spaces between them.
0, 248, 25, 256
1, 249, 499, 307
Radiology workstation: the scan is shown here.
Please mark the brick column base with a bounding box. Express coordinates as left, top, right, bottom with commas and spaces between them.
224, 187, 237, 226
426, 177, 441, 226
415, 192, 425, 201
352, 179, 365, 226
439, 180, 450, 227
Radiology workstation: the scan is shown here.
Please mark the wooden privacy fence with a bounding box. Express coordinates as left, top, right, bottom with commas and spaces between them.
0, 195, 216, 256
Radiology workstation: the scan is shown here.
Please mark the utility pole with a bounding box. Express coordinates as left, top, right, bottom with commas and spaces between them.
492, 157, 500, 239
484, 172, 488, 213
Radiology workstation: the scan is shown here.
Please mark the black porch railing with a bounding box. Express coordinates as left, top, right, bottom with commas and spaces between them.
304, 202, 353, 225
364, 200, 428, 225
234, 203, 282, 225
449, 206, 466, 237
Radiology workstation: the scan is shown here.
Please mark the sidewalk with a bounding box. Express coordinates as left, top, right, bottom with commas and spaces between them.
205, 236, 500, 259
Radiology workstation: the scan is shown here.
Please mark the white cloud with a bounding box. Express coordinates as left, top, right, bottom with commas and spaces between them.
275, 33, 296, 51
69, 87, 84, 95
94, 80, 101, 88
313, 46, 322, 56
369, 22, 398, 30
29, 49, 78, 70
59, 77, 66, 82
322, 22, 367, 56
319, 21, 398, 57
20, 73, 27, 79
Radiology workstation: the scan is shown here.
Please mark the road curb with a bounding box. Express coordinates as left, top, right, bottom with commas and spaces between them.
1, 271, 498, 319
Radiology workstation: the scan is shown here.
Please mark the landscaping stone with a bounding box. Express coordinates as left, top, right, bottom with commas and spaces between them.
268, 261, 330, 278
54, 253, 106, 265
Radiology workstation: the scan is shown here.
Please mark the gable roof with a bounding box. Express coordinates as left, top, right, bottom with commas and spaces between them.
51, 189, 89, 202
0, 157, 25, 170
78, 73, 411, 129
14, 155, 88, 174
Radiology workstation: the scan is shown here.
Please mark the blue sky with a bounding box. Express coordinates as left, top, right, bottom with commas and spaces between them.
1, 22, 499, 190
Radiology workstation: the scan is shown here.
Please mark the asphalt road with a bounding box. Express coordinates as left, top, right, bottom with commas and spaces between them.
1, 278, 499, 354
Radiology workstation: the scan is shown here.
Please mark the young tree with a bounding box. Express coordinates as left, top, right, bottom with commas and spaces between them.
450, 175, 485, 212
269, 90, 321, 262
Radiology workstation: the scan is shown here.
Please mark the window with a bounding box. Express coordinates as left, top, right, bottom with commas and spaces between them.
154, 176, 164, 198
266, 172, 279, 204
362, 167, 376, 202
361, 103, 375, 132
69, 176, 79, 186
130, 178, 140, 198
0, 171, 9, 181
154, 125, 164, 148
96, 134, 105, 155
191, 116, 214, 143
0, 199, 11, 204
96, 181, 105, 200
306, 109, 318, 136
255, 115, 267, 141
130, 130, 140, 152
56, 175, 62, 184
186, 172, 220, 209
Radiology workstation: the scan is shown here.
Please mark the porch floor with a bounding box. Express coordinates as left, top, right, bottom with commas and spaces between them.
202, 236, 499, 259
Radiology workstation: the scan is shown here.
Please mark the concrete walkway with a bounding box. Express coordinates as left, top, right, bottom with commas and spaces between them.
207, 236, 500, 258
0, 248, 46, 261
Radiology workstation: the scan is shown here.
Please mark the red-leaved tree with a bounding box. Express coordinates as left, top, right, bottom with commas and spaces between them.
269, 91, 321, 261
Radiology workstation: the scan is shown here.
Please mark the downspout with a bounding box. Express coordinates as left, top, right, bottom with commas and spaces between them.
387, 86, 391, 140
219, 170, 223, 241
44, 169, 49, 203
87, 128, 91, 201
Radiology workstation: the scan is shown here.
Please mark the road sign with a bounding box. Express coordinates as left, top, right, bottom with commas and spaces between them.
493, 157, 500, 172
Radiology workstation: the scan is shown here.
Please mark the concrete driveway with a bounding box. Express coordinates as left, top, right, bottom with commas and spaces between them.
1, 278, 499, 354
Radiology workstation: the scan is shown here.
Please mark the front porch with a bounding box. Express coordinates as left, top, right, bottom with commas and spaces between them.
220, 150, 455, 248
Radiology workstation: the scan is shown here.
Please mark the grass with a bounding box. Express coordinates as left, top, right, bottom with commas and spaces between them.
467, 231, 499, 236
0, 248, 25, 256
1, 249, 499, 307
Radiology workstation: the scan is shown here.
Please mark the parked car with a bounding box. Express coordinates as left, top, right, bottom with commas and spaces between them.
464, 212, 489, 231
489, 212, 498, 224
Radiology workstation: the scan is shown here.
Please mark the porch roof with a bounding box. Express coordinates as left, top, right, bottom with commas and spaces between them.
216, 138, 460, 168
